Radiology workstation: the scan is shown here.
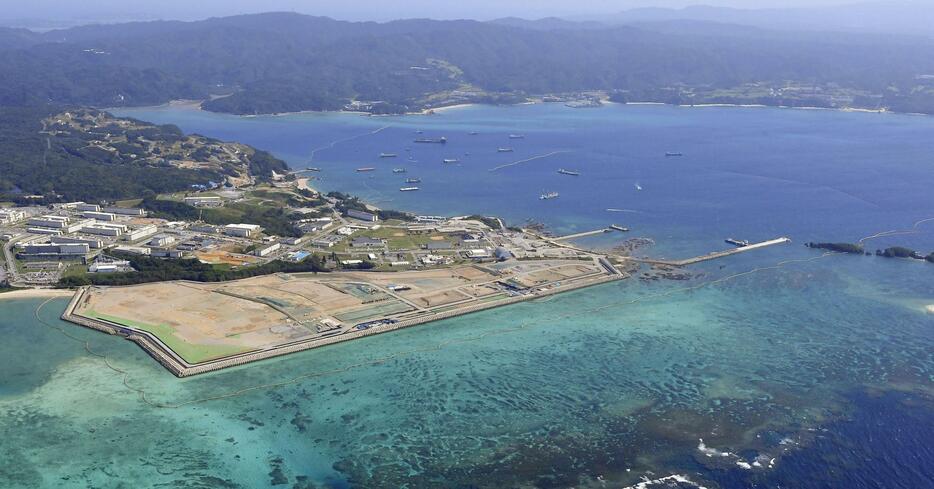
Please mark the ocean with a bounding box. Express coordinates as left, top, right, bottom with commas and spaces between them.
0, 103, 931, 488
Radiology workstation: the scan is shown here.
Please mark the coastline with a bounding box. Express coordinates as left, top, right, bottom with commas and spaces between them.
416, 103, 475, 115
121, 96, 926, 121
62, 271, 625, 377
0, 289, 73, 301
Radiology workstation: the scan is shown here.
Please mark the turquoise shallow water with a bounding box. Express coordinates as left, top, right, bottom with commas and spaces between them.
1, 104, 932, 488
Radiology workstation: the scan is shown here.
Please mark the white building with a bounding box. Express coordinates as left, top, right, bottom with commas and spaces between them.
113, 245, 151, 255
81, 211, 117, 221
184, 196, 223, 207
310, 235, 343, 248
148, 234, 176, 247
95, 222, 129, 232
336, 226, 354, 236
21, 243, 89, 259
0, 210, 25, 224
346, 209, 378, 222
64, 219, 97, 234
103, 207, 146, 216
123, 225, 158, 242
254, 242, 281, 257
51, 235, 104, 249
466, 248, 492, 259
27, 227, 62, 235
420, 254, 445, 265
28, 216, 69, 229
81, 224, 123, 237
76, 203, 101, 212
224, 223, 261, 238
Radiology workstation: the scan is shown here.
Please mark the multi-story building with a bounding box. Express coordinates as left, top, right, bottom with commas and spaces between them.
76, 203, 101, 212
122, 225, 158, 242
19, 243, 90, 260
148, 234, 176, 247
254, 242, 281, 257
224, 223, 261, 238
27, 215, 69, 229
0, 210, 26, 224
50, 235, 105, 249
81, 211, 117, 221
346, 209, 378, 222
103, 207, 146, 216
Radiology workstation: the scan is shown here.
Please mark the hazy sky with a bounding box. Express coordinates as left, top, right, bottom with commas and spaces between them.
1, 0, 862, 24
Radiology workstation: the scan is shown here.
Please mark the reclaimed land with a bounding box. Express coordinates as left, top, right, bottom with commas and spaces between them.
62, 259, 625, 377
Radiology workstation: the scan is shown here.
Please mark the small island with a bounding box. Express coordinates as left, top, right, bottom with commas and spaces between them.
805, 242, 865, 254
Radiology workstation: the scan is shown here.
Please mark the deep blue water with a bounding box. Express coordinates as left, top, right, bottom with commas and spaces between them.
113, 103, 934, 258
0, 103, 929, 488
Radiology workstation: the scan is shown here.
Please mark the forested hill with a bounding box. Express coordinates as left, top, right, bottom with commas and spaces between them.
0, 106, 289, 203
2, 12, 934, 114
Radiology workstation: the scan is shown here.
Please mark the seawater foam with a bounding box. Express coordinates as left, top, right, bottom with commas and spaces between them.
698, 439, 778, 471
697, 438, 734, 458
622, 474, 710, 489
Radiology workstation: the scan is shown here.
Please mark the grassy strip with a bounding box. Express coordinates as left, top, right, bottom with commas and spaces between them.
84, 309, 252, 364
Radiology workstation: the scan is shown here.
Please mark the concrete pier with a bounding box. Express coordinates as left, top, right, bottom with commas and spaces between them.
631, 237, 792, 267
552, 228, 613, 241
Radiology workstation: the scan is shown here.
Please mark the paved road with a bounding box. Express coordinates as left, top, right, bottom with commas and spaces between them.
3, 234, 33, 286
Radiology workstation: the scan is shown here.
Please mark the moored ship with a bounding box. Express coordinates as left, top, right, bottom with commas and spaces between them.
540, 191, 559, 200
557, 169, 580, 176
393, 168, 407, 173
497, 147, 514, 153
442, 158, 460, 164
414, 136, 447, 144
406, 177, 421, 183
399, 186, 420, 192
356, 167, 376, 172
380, 153, 398, 158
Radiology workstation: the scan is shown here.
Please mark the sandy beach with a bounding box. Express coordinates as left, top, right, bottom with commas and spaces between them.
295, 177, 315, 192
0, 289, 74, 301
419, 103, 475, 115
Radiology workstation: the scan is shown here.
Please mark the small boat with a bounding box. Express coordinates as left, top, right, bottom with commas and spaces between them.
400, 187, 420, 192
306, 167, 321, 172
540, 191, 559, 200
380, 153, 398, 158
415, 130, 424, 134
557, 169, 580, 176
356, 167, 376, 172
725, 238, 749, 247
665, 152, 683, 157
393, 168, 407, 173
468, 131, 479, 135
497, 148, 514, 153
509, 134, 525, 139
442, 158, 460, 164
634, 183, 643, 191
406, 177, 421, 183
414, 137, 447, 144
